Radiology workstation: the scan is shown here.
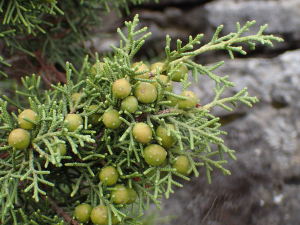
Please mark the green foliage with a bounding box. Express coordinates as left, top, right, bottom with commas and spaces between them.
0, 14, 282, 225
0, 0, 158, 77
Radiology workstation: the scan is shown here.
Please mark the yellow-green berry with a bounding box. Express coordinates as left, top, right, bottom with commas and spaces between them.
64, 114, 83, 132
18, 109, 38, 130
8, 128, 31, 150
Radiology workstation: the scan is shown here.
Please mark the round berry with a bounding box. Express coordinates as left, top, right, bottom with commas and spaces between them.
88, 105, 102, 126
127, 188, 137, 204
91, 62, 104, 76
71, 93, 83, 105
172, 155, 191, 176
134, 82, 157, 104
18, 109, 38, 130
132, 123, 152, 144
156, 124, 176, 149
64, 114, 83, 132
112, 79, 131, 99
121, 96, 138, 113
111, 185, 129, 205
74, 203, 92, 223
102, 109, 121, 130
52, 142, 67, 156
150, 75, 173, 92
90, 205, 108, 225
166, 95, 179, 107
8, 128, 30, 150
99, 166, 119, 186
144, 144, 167, 166
169, 63, 188, 82
178, 91, 198, 110
160, 158, 168, 168
132, 62, 149, 80
112, 214, 120, 225
150, 62, 164, 72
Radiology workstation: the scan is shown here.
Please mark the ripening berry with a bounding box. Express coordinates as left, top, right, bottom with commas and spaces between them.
18, 109, 39, 130
74, 203, 92, 223
121, 96, 138, 113
169, 63, 188, 82
71, 93, 83, 105
90, 205, 108, 225
150, 75, 173, 92
111, 184, 129, 205
156, 124, 176, 149
64, 114, 83, 132
132, 123, 152, 144
91, 62, 104, 76
88, 105, 102, 126
166, 95, 179, 107
112, 79, 131, 99
172, 155, 191, 176
112, 214, 120, 225
134, 82, 157, 104
99, 166, 119, 186
150, 62, 164, 72
52, 142, 67, 156
178, 91, 198, 110
8, 128, 31, 150
144, 144, 167, 166
102, 109, 121, 129
160, 158, 168, 168
127, 188, 137, 204
132, 62, 150, 80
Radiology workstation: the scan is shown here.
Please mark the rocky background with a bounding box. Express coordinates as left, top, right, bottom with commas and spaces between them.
96, 1, 300, 224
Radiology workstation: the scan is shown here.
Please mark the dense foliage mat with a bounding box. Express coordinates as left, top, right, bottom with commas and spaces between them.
0, 15, 283, 224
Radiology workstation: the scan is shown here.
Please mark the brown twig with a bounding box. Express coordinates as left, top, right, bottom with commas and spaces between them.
33, 49, 67, 86
0, 151, 9, 159
157, 108, 172, 115
40, 195, 80, 225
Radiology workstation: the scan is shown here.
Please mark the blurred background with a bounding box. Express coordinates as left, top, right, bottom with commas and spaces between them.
95, 0, 299, 224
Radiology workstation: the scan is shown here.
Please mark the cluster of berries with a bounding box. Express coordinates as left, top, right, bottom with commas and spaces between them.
74, 166, 137, 224
7, 60, 200, 224
8, 109, 66, 155
91, 61, 197, 173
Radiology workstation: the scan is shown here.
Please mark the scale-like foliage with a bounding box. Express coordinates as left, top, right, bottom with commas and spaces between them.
0, 15, 282, 225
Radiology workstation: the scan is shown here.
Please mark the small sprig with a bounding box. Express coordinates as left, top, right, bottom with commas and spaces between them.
202, 87, 259, 111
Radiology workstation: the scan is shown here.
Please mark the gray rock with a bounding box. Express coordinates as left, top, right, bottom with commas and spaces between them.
142, 0, 205, 6
205, 0, 300, 34
204, 0, 300, 48
158, 49, 300, 225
